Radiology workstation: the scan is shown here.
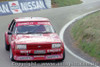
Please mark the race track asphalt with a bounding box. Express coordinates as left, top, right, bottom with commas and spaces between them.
0, 0, 100, 67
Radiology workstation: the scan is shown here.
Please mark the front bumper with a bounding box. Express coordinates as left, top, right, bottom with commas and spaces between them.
13, 49, 64, 61
14, 54, 63, 61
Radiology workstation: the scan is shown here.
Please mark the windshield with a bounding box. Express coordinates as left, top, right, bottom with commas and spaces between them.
15, 25, 55, 34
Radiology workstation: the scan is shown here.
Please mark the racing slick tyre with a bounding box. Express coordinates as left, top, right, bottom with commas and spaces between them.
10, 46, 15, 61
5, 37, 10, 51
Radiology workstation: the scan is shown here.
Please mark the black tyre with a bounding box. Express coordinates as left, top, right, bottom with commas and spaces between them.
10, 46, 15, 61
56, 50, 65, 62
5, 37, 10, 51
61, 50, 65, 61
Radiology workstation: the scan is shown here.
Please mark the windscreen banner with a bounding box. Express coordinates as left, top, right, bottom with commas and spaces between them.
0, 0, 47, 16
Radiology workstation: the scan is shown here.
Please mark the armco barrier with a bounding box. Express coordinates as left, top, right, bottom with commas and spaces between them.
0, 0, 47, 16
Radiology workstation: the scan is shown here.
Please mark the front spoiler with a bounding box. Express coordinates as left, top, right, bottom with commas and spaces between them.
14, 54, 63, 61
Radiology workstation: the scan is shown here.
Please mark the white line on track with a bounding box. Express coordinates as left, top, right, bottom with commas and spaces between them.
59, 9, 100, 67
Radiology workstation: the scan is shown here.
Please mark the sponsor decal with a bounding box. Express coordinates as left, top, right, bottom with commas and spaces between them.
46, 55, 60, 59
20, 0, 46, 11
18, 56, 33, 60
0, 0, 47, 16
0, 4, 10, 13
8, 1, 22, 14
16, 22, 50, 26
47, 49, 61, 52
34, 50, 46, 54
20, 50, 31, 53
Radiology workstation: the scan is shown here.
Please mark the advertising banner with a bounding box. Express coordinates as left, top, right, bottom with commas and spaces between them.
0, 0, 47, 16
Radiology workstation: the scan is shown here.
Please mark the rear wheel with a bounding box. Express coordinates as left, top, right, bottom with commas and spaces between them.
5, 37, 10, 51
10, 46, 14, 61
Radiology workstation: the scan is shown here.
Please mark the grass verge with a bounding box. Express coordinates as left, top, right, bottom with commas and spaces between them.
72, 11, 100, 61
0, 0, 12, 2
52, 0, 82, 7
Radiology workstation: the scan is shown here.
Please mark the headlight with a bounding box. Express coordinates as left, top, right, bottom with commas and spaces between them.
52, 44, 61, 48
16, 45, 26, 49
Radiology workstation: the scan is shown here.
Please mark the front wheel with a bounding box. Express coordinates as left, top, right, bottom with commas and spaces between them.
5, 37, 10, 51
56, 50, 65, 62
61, 50, 65, 61
10, 46, 15, 61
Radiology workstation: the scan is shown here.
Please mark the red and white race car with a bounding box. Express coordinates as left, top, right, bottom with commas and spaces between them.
5, 17, 65, 61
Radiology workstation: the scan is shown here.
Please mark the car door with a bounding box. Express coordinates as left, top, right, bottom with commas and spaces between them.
8, 20, 15, 44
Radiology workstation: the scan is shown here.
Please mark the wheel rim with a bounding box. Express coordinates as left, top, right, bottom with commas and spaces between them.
10, 47, 12, 59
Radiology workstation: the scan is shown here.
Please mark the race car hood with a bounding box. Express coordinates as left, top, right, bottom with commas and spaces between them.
14, 33, 61, 44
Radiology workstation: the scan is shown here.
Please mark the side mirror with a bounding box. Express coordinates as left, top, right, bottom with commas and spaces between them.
8, 32, 12, 35
8, 24, 10, 28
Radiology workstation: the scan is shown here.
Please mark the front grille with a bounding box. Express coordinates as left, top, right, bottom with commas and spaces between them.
27, 44, 51, 50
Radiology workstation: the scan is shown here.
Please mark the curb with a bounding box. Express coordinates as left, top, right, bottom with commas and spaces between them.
59, 9, 100, 67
